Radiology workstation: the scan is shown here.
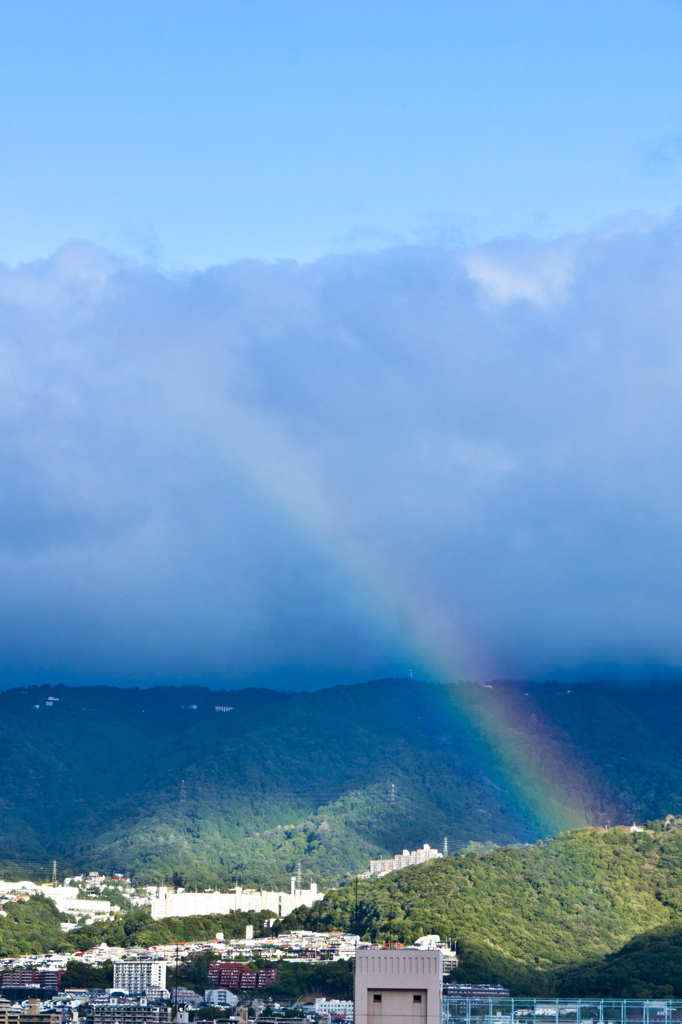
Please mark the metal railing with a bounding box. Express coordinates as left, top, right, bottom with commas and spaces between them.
442, 999, 682, 1024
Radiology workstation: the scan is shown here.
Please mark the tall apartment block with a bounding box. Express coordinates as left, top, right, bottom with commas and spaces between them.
113, 961, 167, 996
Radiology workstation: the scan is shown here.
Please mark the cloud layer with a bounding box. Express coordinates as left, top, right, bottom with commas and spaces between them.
1, 222, 682, 686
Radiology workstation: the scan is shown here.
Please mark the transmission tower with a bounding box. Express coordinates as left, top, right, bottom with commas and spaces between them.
52, 860, 57, 887
179, 780, 186, 804
443, 837, 448, 857
390, 783, 396, 805
296, 861, 302, 890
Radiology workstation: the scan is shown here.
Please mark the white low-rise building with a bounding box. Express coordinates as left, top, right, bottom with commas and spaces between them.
315, 999, 354, 1019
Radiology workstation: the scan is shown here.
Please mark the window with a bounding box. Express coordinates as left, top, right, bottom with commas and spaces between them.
413, 996, 422, 1003
373, 995, 382, 1003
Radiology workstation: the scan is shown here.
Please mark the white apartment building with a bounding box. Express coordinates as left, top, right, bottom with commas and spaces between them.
150, 890, 236, 919
205, 991, 239, 1007
149, 880, 323, 920
354, 948, 442, 1024
369, 845, 441, 876
315, 999, 354, 1019
113, 960, 167, 995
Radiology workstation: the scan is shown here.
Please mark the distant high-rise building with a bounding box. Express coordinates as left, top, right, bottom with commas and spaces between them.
113, 960, 167, 996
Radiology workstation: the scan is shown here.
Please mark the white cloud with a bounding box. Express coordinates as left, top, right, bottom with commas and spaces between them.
463, 238, 578, 305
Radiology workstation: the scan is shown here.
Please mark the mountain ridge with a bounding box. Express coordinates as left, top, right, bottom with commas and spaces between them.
2, 678, 682, 886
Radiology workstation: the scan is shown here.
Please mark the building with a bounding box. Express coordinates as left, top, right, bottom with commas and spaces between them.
150, 890, 235, 919
113, 962, 167, 996
256, 968, 278, 987
369, 846, 442, 876
207, 963, 277, 991
0, 999, 60, 1024
441, 985, 509, 998
51, 898, 111, 918
1, 970, 64, 990
173, 989, 203, 1008
35, 885, 112, 919
0, 1000, 21, 1024
441, 955, 458, 976
354, 948, 442, 1024
412, 936, 457, 975
204, 991, 239, 1008
90, 1005, 171, 1024
0, 1000, 17, 1024
149, 881, 323, 920
314, 999, 354, 1019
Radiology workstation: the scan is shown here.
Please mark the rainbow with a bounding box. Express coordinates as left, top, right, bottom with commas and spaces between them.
165, 372, 599, 836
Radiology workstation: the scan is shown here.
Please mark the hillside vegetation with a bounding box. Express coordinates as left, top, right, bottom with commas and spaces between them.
0, 898, 272, 957
287, 824, 682, 996
6, 827, 682, 997
3, 679, 682, 886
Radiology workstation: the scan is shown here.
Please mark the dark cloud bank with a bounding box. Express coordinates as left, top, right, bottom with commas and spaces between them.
1, 220, 681, 689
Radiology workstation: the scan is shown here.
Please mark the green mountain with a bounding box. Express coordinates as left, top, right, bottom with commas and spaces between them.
3, 678, 682, 887
286, 824, 682, 997
554, 926, 682, 998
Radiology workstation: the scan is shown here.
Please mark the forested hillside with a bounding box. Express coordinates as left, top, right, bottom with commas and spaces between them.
3, 679, 682, 886
8, 824, 682, 997
288, 824, 682, 997
0, 896, 273, 957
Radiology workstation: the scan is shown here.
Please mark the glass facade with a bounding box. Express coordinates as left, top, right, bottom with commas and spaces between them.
442, 999, 682, 1024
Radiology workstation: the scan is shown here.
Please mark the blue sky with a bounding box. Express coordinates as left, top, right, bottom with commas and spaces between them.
2, 2, 682, 689
1, 0, 682, 267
